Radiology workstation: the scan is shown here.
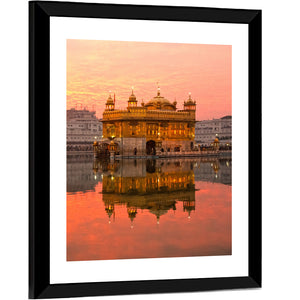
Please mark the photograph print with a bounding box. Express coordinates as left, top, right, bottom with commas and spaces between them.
66, 39, 232, 262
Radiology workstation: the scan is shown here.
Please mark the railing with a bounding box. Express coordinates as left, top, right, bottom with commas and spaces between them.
114, 150, 231, 159
159, 151, 221, 157
103, 109, 195, 121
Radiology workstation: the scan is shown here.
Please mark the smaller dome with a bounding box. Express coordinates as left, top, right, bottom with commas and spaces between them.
184, 93, 196, 105
128, 87, 137, 102
106, 93, 114, 104
129, 93, 137, 102
214, 137, 219, 143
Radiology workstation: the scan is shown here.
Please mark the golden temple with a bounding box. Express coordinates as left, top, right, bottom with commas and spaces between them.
97, 86, 196, 157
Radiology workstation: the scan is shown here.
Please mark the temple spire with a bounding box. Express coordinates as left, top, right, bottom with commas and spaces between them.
105, 90, 115, 111
184, 92, 196, 111
157, 81, 160, 96
128, 87, 137, 109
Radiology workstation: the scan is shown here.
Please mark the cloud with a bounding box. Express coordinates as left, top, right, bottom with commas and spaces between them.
67, 40, 232, 120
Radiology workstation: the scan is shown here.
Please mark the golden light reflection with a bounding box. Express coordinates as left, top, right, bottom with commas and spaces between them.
67, 157, 232, 261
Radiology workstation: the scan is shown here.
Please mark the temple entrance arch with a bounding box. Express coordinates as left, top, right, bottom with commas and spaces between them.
146, 140, 156, 155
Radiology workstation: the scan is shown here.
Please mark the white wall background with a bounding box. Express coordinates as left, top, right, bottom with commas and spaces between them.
1, 0, 299, 299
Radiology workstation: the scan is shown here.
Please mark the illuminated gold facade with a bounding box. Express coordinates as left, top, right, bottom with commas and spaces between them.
101, 87, 196, 156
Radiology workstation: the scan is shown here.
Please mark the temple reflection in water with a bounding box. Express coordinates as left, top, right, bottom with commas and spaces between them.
96, 159, 197, 224
67, 156, 232, 224
67, 155, 232, 261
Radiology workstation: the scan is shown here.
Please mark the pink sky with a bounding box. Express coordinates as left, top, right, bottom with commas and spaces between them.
67, 40, 231, 121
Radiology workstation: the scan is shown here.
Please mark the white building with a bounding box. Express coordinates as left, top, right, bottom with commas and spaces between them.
195, 116, 232, 147
67, 108, 102, 151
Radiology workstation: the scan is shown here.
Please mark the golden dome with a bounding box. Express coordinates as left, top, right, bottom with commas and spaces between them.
214, 137, 219, 143
106, 93, 114, 104
129, 93, 137, 102
128, 87, 137, 102
144, 87, 176, 111
184, 93, 196, 108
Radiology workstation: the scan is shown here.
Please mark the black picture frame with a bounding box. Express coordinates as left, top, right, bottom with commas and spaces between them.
29, 1, 261, 298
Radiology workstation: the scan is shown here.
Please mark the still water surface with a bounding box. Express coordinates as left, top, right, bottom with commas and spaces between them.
67, 156, 231, 261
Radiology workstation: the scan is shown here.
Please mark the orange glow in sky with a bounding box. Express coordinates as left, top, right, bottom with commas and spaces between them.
67, 40, 231, 120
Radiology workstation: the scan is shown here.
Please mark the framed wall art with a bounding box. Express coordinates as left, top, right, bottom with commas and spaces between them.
29, 1, 261, 298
